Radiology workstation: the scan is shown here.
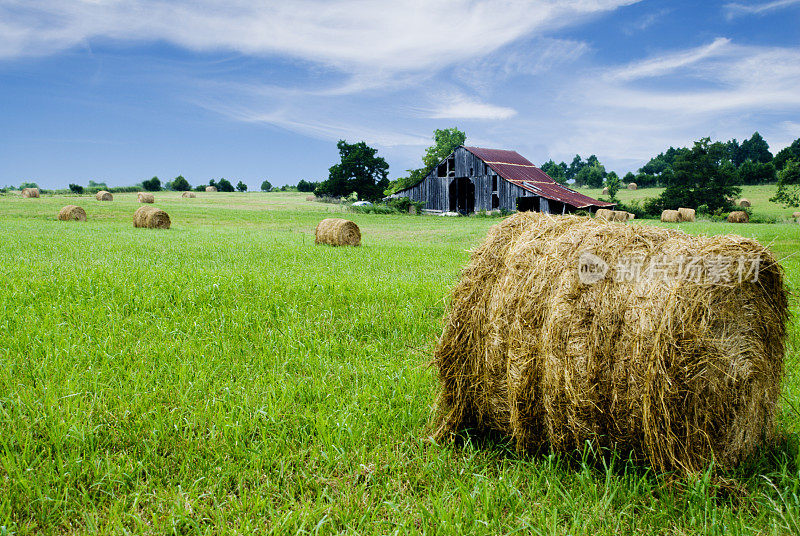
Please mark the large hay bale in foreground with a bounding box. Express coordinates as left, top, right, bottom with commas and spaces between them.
58, 205, 87, 221
595, 208, 613, 221
21, 187, 40, 198
728, 211, 749, 223
137, 192, 155, 203
315, 218, 361, 246
627, 182, 637, 190
432, 212, 787, 473
96, 190, 113, 201
182, 191, 196, 198
133, 206, 171, 229
661, 209, 680, 222
678, 207, 696, 222
738, 198, 751, 208
205, 186, 218, 193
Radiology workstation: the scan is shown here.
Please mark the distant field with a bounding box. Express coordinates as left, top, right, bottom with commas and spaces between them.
581, 184, 797, 220
1, 191, 799, 534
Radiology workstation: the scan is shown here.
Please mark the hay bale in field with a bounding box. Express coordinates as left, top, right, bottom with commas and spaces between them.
96, 190, 113, 201
21, 187, 40, 198
661, 209, 680, 222
305, 195, 316, 202
792, 212, 800, 219
627, 212, 635, 220
315, 218, 361, 246
181, 191, 196, 198
728, 211, 749, 223
133, 205, 171, 229
58, 205, 86, 221
610, 210, 629, 222
137, 192, 155, 203
627, 182, 638, 190
602, 187, 609, 196
432, 212, 788, 474
738, 198, 751, 208
205, 186, 218, 193
678, 208, 696, 222
595, 208, 613, 220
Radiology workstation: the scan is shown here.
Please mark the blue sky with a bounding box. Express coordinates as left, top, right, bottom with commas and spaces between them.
1, 0, 799, 190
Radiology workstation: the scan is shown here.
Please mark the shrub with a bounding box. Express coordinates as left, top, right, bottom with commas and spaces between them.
142, 177, 161, 191
261, 180, 273, 192
236, 181, 248, 192
68, 183, 84, 194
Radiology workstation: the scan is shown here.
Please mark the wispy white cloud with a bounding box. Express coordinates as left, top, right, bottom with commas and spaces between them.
426, 94, 518, 120
724, 0, 800, 18
611, 37, 731, 81
621, 7, 670, 35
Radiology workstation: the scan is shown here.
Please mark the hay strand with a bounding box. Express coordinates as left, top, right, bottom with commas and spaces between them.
96, 190, 113, 201
661, 209, 680, 222
432, 212, 788, 474
133, 206, 171, 229
137, 192, 155, 203
315, 218, 361, 246
58, 205, 86, 221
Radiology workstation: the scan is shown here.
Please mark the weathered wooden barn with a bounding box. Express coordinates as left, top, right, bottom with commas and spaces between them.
388, 146, 614, 214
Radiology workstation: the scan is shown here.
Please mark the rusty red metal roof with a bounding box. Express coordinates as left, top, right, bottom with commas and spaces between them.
463, 146, 614, 209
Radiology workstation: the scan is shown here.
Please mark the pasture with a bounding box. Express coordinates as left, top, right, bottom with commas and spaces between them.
1, 191, 799, 535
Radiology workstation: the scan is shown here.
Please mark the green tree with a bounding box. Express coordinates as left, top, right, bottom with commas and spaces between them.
774, 138, 800, 170
260, 180, 273, 192
567, 155, 584, 181
540, 160, 568, 185
770, 160, 800, 207
169, 175, 190, 191
296, 180, 318, 192
575, 162, 605, 188
236, 181, 248, 192
739, 131, 772, 164
385, 127, 466, 194
142, 176, 161, 191
651, 138, 740, 213
316, 140, 390, 201
216, 178, 235, 192
738, 160, 776, 185
88, 180, 108, 189
605, 171, 621, 200
68, 183, 84, 194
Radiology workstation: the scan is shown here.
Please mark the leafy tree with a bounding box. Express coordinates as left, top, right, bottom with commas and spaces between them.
650, 138, 740, 213
567, 155, 585, 181
739, 131, 772, 164
636, 147, 689, 187
68, 183, 84, 194
774, 138, 800, 170
216, 178, 235, 192
540, 160, 568, 185
770, 160, 800, 207
169, 175, 190, 191
316, 140, 389, 201
605, 171, 621, 201
236, 180, 248, 192
623, 171, 636, 184
88, 180, 108, 189
738, 160, 776, 185
19, 181, 39, 190
385, 127, 466, 194
142, 176, 161, 191
726, 139, 743, 166
575, 162, 605, 188
260, 180, 273, 192
296, 179, 318, 192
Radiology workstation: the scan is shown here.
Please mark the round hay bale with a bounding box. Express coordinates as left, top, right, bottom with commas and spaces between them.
610, 210, 629, 222
305, 195, 317, 202
432, 212, 788, 473
96, 190, 113, 201
205, 186, 218, 193
727, 211, 749, 223
315, 218, 361, 246
602, 187, 609, 196
137, 192, 155, 203
595, 208, 613, 221
627, 182, 638, 190
661, 209, 680, 222
678, 207, 696, 222
181, 191, 196, 198
133, 205, 171, 229
627, 212, 635, 220
791, 212, 800, 219
21, 187, 40, 198
58, 205, 86, 221
737, 198, 751, 208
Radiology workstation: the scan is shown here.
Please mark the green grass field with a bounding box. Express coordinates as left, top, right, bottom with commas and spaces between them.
1, 191, 799, 535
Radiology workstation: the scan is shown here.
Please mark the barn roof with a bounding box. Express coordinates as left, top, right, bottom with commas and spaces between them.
463, 146, 614, 209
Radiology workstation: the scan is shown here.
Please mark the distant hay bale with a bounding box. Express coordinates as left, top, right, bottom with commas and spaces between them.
181, 192, 196, 198
678, 207, 696, 222
133, 205, 171, 229
21, 188, 40, 198
792, 212, 800, 219
627, 182, 638, 190
610, 210, 629, 222
96, 190, 113, 201
205, 186, 218, 193
595, 208, 613, 220
137, 192, 155, 203
58, 205, 86, 221
728, 211, 749, 223
305, 195, 317, 202
432, 212, 788, 474
661, 209, 680, 222
602, 187, 609, 196
738, 198, 751, 208
315, 218, 361, 246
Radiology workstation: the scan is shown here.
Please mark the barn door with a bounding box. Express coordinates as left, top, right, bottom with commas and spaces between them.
449, 177, 475, 214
